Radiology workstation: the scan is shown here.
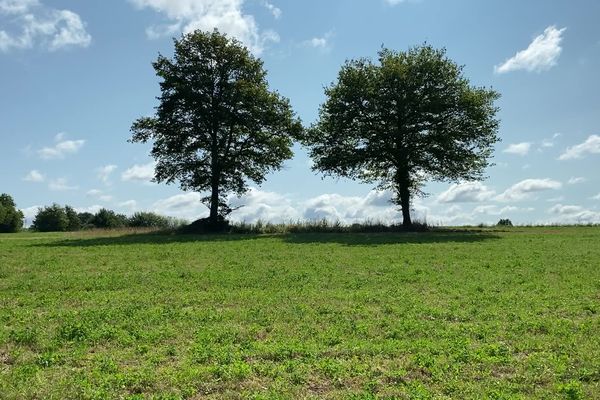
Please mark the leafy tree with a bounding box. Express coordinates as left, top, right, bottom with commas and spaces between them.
92, 209, 128, 229
65, 206, 81, 231
305, 45, 500, 227
130, 30, 303, 227
33, 204, 69, 232
77, 212, 94, 228
0, 194, 24, 233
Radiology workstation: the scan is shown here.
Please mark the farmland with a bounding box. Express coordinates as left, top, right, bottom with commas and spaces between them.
1, 227, 599, 399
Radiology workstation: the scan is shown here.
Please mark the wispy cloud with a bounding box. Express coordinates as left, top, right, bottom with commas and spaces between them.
503, 142, 532, 156
558, 135, 600, 160
0, 0, 91, 52
495, 26, 566, 74
48, 177, 77, 191
121, 162, 156, 183
23, 169, 44, 182
38, 134, 85, 160
97, 164, 117, 184
496, 178, 562, 202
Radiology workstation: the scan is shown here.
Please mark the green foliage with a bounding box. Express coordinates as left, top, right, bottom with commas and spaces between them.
128, 212, 171, 228
305, 45, 500, 226
65, 206, 81, 231
1, 227, 599, 398
32, 204, 82, 232
33, 204, 69, 232
497, 218, 513, 227
91, 208, 128, 229
130, 29, 303, 224
0, 193, 24, 233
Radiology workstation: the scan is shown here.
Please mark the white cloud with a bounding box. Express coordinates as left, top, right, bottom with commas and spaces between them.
97, 164, 117, 184
567, 177, 586, 185
19, 204, 41, 227
121, 162, 156, 183
74, 204, 103, 214
540, 133, 561, 149
229, 188, 300, 223
303, 31, 333, 51
152, 192, 206, 220
128, 0, 278, 54
548, 204, 600, 224
0, 1, 91, 52
496, 178, 562, 202
495, 26, 566, 74
503, 142, 532, 156
558, 135, 600, 160
23, 169, 44, 182
48, 177, 77, 191
38, 135, 85, 159
86, 189, 112, 202
262, 1, 281, 19
592, 193, 600, 201
437, 182, 495, 203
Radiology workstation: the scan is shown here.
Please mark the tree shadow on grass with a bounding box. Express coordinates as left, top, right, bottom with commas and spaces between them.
35, 229, 501, 248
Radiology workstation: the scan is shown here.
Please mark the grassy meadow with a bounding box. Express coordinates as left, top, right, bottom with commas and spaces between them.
0, 227, 599, 399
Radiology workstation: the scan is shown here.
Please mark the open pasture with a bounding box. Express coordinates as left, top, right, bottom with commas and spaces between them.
0, 227, 599, 399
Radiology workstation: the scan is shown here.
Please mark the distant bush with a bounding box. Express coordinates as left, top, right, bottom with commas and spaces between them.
128, 211, 172, 228
65, 206, 81, 231
33, 204, 82, 232
77, 212, 95, 229
0, 193, 24, 233
497, 218, 513, 227
91, 208, 128, 229
33, 204, 69, 232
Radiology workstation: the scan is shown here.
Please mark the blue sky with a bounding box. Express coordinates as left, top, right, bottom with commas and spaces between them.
1, 0, 599, 226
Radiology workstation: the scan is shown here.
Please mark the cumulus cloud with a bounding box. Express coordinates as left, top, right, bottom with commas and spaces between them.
503, 142, 532, 156
19, 204, 41, 227
495, 26, 566, 74
119, 200, 138, 211
0, 0, 91, 52
121, 162, 156, 183
38, 134, 85, 159
496, 178, 562, 202
558, 135, 600, 160
437, 182, 495, 203
229, 188, 300, 223
548, 204, 600, 224
97, 164, 117, 184
23, 169, 44, 182
128, 0, 278, 54
48, 177, 77, 191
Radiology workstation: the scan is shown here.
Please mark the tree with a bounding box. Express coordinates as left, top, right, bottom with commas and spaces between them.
65, 206, 81, 231
128, 212, 170, 228
33, 204, 69, 232
130, 30, 303, 227
0, 194, 24, 233
305, 45, 500, 227
92, 209, 128, 229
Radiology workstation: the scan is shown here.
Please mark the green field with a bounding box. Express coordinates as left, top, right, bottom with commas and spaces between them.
1, 227, 599, 399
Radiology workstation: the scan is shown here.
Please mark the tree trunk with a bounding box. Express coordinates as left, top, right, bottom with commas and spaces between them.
395, 167, 412, 228
399, 182, 412, 228
209, 180, 219, 225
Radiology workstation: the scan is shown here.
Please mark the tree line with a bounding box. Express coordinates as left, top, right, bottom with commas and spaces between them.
0, 195, 182, 233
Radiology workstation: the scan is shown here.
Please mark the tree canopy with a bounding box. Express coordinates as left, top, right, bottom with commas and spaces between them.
0, 194, 24, 233
304, 45, 500, 227
131, 30, 303, 226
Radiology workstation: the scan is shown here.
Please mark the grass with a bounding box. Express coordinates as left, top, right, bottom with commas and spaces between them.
0, 227, 599, 399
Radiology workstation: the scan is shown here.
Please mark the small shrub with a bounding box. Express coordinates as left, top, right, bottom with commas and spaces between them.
497, 218, 513, 227
129, 212, 170, 228
0, 193, 24, 233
